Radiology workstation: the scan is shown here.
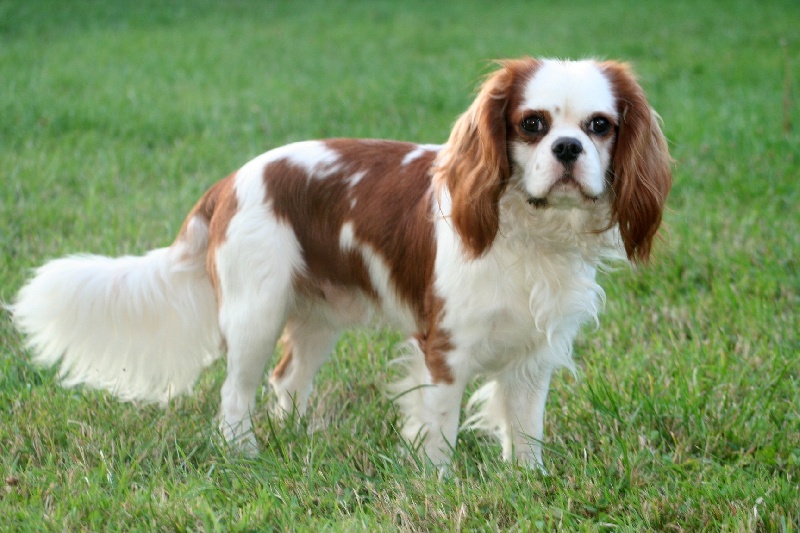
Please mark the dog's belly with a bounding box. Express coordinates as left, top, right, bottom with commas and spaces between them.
292, 280, 418, 334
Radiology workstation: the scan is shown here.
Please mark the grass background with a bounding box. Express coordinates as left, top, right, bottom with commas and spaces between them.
1, 0, 798, 530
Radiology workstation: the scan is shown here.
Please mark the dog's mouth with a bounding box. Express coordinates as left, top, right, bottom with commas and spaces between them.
527, 174, 600, 208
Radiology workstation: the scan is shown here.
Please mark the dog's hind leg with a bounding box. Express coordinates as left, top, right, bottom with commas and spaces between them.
214, 209, 302, 455
218, 301, 288, 455
269, 313, 341, 419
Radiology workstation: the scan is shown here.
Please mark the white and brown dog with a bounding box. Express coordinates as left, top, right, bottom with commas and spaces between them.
12, 58, 671, 468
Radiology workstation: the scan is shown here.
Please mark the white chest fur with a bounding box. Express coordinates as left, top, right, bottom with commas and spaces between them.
434, 195, 620, 377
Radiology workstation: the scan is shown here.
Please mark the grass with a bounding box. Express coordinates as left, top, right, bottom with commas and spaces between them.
1, 0, 798, 530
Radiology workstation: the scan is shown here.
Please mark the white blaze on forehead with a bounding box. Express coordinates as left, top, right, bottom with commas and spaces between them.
521, 60, 617, 122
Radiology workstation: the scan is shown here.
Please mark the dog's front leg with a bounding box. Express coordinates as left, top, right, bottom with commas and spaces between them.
467, 361, 554, 470
417, 378, 468, 466
499, 366, 553, 469
392, 345, 468, 467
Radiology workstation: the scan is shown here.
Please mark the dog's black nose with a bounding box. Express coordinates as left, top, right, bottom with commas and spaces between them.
552, 137, 583, 163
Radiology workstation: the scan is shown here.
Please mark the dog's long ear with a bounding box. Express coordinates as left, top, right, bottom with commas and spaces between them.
439, 58, 537, 258
600, 61, 673, 263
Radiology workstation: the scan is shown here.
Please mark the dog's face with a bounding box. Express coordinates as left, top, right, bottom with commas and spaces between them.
510, 61, 618, 209
439, 58, 672, 262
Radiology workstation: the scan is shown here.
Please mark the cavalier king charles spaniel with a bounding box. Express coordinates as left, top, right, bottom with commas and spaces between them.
12, 58, 672, 468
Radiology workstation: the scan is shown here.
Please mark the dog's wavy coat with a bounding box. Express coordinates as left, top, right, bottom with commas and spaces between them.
12, 58, 671, 467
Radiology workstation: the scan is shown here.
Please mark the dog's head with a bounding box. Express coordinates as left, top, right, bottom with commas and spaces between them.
438, 58, 672, 262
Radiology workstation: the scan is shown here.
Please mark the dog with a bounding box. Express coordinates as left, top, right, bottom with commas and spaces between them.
11, 58, 672, 468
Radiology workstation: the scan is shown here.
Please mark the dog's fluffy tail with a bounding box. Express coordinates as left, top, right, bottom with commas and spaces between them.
10, 213, 221, 403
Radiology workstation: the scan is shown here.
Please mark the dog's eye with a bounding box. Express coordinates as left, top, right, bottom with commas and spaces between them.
520, 115, 547, 135
588, 116, 613, 135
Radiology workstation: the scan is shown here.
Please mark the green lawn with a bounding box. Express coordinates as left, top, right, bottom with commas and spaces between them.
1, 0, 798, 530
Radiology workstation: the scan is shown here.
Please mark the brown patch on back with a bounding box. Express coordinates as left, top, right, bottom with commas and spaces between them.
266, 158, 378, 298
328, 139, 438, 321
263, 139, 439, 325
262, 139, 453, 382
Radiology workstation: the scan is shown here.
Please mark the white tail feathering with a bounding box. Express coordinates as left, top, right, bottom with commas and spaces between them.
10, 219, 221, 403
